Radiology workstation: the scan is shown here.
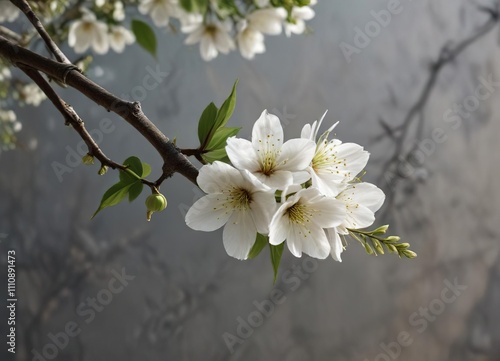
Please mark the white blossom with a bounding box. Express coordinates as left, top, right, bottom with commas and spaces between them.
0, 65, 11, 82
0, 1, 20, 23
68, 9, 109, 54
327, 182, 385, 261
17, 83, 47, 106
185, 161, 276, 260
138, 0, 178, 27
177, 10, 203, 33
113, 1, 125, 21
226, 110, 316, 190
236, 19, 265, 60
184, 20, 235, 61
108, 25, 135, 53
302, 111, 369, 197
284, 1, 316, 37
269, 187, 346, 259
247, 7, 287, 36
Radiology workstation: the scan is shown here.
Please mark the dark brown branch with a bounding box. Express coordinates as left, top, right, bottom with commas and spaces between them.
10, 0, 71, 64
0, 35, 199, 184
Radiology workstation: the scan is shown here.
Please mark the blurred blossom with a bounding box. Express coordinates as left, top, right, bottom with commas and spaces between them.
109, 25, 135, 53
68, 8, 109, 54
15, 83, 47, 106
138, 0, 179, 27
113, 1, 125, 21
184, 20, 235, 61
284, 1, 316, 37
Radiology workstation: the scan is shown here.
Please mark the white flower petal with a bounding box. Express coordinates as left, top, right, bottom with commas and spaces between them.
252, 109, 284, 152
250, 191, 276, 234
185, 194, 233, 231
277, 138, 316, 172
327, 228, 343, 262
197, 161, 241, 194
255, 169, 293, 190
292, 223, 330, 259
226, 137, 261, 173
223, 210, 257, 260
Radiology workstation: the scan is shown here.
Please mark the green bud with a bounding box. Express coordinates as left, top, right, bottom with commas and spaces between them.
372, 239, 384, 255
386, 236, 401, 242
82, 153, 94, 165
372, 225, 389, 235
402, 250, 417, 259
387, 244, 398, 253
397, 243, 410, 249
145, 192, 167, 221
364, 242, 374, 255
98, 165, 108, 176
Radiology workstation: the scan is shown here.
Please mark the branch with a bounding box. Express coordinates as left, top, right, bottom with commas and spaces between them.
18, 64, 161, 186
10, 0, 70, 64
0, 35, 199, 185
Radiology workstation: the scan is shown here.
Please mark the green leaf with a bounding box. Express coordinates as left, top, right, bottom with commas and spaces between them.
198, 102, 218, 145
202, 147, 230, 164
131, 19, 157, 58
120, 156, 143, 183
213, 80, 238, 134
142, 162, 152, 178
270, 243, 285, 283
128, 181, 144, 202
92, 181, 134, 218
207, 127, 240, 151
179, 0, 209, 13
248, 233, 269, 259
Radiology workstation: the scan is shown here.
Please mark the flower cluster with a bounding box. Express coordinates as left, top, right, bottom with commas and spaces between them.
139, 0, 316, 61
0, 109, 22, 153
186, 110, 386, 261
68, 5, 135, 55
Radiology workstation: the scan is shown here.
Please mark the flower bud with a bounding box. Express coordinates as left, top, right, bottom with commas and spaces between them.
364, 242, 374, 255
98, 165, 108, 176
82, 153, 94, 165
386, 236, 401, 242
402, 250, 417, 259
145, 192, 167, 221
372, 225, 389, 235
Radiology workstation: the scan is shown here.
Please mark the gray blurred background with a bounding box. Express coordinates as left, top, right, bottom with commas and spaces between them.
1, 0, 500, 360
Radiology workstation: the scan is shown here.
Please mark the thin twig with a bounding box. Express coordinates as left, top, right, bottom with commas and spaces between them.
0, 35, 199, 184
10, 0, 71, 64
18, 64, 158, 188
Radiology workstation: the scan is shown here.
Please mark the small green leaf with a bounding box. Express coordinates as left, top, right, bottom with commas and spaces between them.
207, 127, 240, 151
213, 80, 238, 134
92, 181, 134, 218
198, 102, 218, 145
131, 19, 157, 58
248, 233, 269, 259
120, 156, 143, 183
142, 162, 152, 178
179, 0, 209, 13
202, 147, 230, 164
128, 181, 144, 202
270, 243, 285, 283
